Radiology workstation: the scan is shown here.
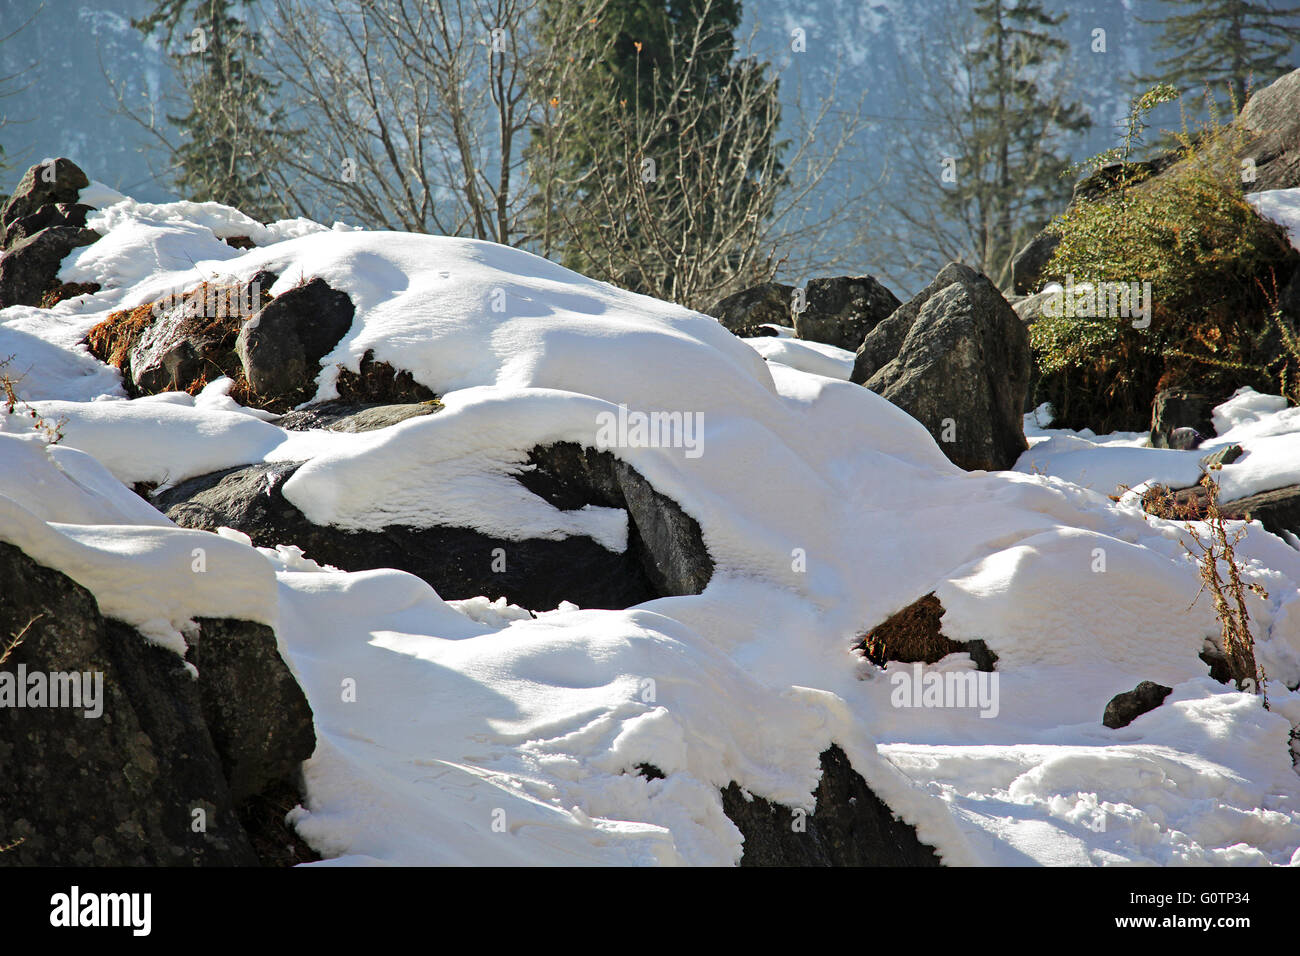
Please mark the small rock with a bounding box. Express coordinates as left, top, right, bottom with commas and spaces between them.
1150, 389, 1218, 449
1103, 680, 1173, 729
0, 224, 100, 308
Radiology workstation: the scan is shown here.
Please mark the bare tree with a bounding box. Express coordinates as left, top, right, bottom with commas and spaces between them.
256, 0, 574, 241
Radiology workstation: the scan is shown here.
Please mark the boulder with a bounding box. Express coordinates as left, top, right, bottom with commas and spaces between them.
708, 281, 795, 334
852, 262, 1031, 472
1150, 388, 1217, 449
793, 276, 901, 351
0, 224, 100, 308
1103, 681, 1173, 729
1236, 67, 1300, 192
155, 443, 714, 611
0, 157, 89, 230
1010, 231, 1061, 295
236, 277, 355, 405
0, 540, 315, 865
1219, 484, 1300, 540
1, 201, 93, 248
720, 745, 942, 866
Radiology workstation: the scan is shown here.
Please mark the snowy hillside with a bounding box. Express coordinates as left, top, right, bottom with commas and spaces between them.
4, 182, 1300, 866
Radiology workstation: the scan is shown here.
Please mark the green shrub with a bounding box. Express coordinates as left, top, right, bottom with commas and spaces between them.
1032, 86, 1300, 431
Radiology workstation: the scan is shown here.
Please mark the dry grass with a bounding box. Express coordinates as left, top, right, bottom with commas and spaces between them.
1146, 471, 1269, 701
857, 593, 969, 666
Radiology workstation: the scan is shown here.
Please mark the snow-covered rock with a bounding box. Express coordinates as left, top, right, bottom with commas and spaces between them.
4, 190, 1300, 866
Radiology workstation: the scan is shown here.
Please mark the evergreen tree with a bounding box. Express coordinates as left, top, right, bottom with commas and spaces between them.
527, 0, 786, 304
135, 0, 290, 220
956, 0, 1092, 284
1138, 0, 1300, 113
872, 0, 1091, 289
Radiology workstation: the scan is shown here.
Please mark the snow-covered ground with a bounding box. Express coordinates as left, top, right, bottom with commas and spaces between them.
4, 190, 1300, 865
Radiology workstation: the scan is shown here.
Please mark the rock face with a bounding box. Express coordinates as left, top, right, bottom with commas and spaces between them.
1103, 681, 1174, 729
0, 159, 101, 309
1010, 231, 1061, 295
1150, 389, 1217, 449
155, 443, 713, 611
793, 276, 901, 351
237, 278, 356, 404
708, 282, 795, 336
0, 541, 315, 865
1236, 67, 1300, 192
128, 270, 277, 396
851, 262, 1031, 472
720, 745, 942, 866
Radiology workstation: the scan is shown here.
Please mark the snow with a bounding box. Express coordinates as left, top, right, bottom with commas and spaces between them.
4, 194, 1300, 866
1249, 187, 1300, 249
742, 335, 856, 380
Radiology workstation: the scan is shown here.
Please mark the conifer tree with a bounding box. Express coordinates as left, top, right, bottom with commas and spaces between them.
1138, 0, 1300, 113
135, 0, 290, 220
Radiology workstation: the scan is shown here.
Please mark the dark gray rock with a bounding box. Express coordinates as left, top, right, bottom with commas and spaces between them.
852, 262, 983, 385
156, 446, 713, 611
720, 745, 942, 866
0, 158, 89, 231
1150, 389, 1217, 449
793, 276, 901, 351
1221, 484, 1300, 540
276, 400, 440, 433
853, 262, 1031, 471
185, 618, 316, 806
237, 278, 355, 404
0, 224, 100, 308
1, 202, 93, 248
1103, 680, 1174, 729
1010, 231, 1061, 295
708, 282, 795, 333
0, 540, 313, 865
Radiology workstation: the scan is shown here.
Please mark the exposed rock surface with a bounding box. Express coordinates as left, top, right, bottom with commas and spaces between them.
1235, 67, 1300, 192
1010, 231, 1061, 296
1150, 389, 1218, 449
793, 276, 901, 351
276, 400, 441, 433
708, 281, 795, 335
236, 278, 356, 404
721, 745, 943, 866
0, 159, 101, 309
1103, 681, 1174, 729
155, 443, 713, 611
0, 540, 315, 865
852, 262, 1031, 471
